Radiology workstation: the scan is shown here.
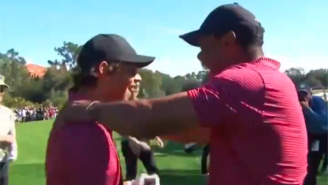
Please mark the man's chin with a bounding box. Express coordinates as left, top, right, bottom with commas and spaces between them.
107, 93, 129, 101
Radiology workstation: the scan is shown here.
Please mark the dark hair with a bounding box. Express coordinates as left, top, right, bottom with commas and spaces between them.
214, 24, 265, 49
235, 25, 265, 49
69, 67, 98, 92
70, 47, 125, 92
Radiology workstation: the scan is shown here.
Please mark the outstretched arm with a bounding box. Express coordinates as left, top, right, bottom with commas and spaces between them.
63, 76, 243, 143
89, 92, 199, 139
303, 97, 328, 132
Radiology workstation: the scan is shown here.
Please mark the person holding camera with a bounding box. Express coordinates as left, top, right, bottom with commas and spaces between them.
298, 86, 328, 185
320, 133, 328, 175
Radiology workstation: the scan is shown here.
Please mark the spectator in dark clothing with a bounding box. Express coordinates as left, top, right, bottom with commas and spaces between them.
182, 78, 210, 175
183, 143, 210, 174
321, 134, 328, 175
184, 143, 197, 153
201, 145, 210, 175
299, 87, 328, 185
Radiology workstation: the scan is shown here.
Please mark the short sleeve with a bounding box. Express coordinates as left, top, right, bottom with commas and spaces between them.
187, 72, 265, 127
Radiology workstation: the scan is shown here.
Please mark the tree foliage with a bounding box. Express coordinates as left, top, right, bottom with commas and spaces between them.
0, 42, 327, 108
284, 68, 327, 88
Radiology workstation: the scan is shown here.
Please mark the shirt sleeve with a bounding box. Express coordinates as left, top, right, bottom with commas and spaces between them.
64, 124, 117, 185
187, 75, 264, 127
7, 111, 17, 161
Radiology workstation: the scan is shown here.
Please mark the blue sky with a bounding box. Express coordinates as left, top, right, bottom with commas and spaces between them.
1, 0, 327, 76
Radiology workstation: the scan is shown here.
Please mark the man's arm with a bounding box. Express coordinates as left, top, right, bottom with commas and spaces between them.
7, 112, 17, 161
89, 76, 244, 139
303, 97, 328, 131
90, 92, 199, 139
127, 136, 140, 143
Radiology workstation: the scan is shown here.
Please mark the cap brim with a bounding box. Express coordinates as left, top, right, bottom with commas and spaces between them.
120, 54, 155, 68
0, 84, 9, 88
297, 89, 310, 93
179, 30, 201, 47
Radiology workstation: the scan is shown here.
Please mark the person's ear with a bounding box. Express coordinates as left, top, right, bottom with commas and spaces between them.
98, 61, 109, 78
220, 31, 236, 46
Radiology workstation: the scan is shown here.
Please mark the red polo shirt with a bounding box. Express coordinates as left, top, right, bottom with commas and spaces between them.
46, 93, 122, 185
188, 58, 307, 185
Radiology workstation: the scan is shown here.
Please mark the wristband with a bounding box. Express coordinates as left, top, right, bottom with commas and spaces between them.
86, 101, 100, 121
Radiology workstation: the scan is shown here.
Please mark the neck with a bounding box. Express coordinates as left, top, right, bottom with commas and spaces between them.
210, 48, 264, 76
245, 47, 264, 61
230, 47, 265, 66
235, 47, 264, 64
75, 88, 117, 102
130, 97, 138, 100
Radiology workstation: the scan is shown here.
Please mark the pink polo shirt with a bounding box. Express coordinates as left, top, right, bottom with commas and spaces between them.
188, 58, 307, 185
46, 92, 122, 185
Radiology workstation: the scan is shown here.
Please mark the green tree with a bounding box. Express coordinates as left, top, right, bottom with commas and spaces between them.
48, 42, 82, 71
0, 50, 30, 89
1, 43, 327, 109
157, 71, 181, 95
285, 67, 306, 87
17, 77, 49, 103
139, 69, 165, 98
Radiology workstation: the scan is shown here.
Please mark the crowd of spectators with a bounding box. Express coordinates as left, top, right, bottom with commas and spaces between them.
13, 106, 58, 122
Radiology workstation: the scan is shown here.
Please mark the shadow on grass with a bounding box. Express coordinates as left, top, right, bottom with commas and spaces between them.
160, 169, 206, 185
152, 141, 202, 157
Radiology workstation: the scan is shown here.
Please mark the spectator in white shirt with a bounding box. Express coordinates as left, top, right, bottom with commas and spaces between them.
0, 75, 18, 185
121, 74, 163, 184
21, 109, 26, 122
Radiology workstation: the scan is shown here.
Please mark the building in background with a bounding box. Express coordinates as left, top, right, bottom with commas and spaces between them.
26, 64, 47, 77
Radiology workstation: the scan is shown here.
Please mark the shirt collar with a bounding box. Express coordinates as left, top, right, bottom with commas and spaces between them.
249, 57, 281, 70
67, 91, 102, 125
209, 57, 281, 77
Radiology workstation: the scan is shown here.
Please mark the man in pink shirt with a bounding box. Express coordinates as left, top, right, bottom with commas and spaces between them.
59, 3, 307, 185
45, 34, 155, 185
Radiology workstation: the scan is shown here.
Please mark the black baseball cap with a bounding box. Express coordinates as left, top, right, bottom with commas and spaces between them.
78, 34, 155, 72
297, 84, 311, 94
180, 3, 264, 47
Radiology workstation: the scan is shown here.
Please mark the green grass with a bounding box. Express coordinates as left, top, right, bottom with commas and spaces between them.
9, 120, 328, 185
